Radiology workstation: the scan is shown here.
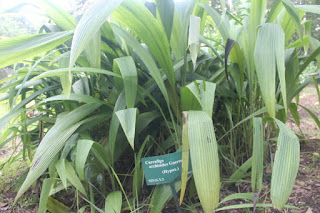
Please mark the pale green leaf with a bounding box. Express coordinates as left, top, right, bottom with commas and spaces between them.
187, 111, 220, 212
110, 24, 170, 106
281, 0, 303, 40
76, 140, 94, 180
84, 31, 101, 68
296, 5, 320, 14
31, 67, 121, 81
0, 31, 73, 68
112, 0, 175, 88
271, 119, 300, 210
188, 15, 201, 67
252, 117, 264, 192
69, 0, 123, 68
105, 191, 122, 213
116, 108, 137, 150
254, 23, 286, 117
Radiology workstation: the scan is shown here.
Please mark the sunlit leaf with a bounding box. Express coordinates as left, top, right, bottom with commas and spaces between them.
186, 111, 220, 212
271, 119, 300, 210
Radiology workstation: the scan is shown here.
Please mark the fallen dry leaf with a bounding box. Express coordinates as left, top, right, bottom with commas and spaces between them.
306, 207, 313, 213
0, 202, 7, 207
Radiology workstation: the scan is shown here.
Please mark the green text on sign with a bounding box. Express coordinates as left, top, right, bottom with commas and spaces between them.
141, 151, 192, 185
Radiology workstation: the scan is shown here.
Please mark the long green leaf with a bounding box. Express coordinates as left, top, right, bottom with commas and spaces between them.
254, 23, 287, 117
65, 160, 87, 196
55, 159, 68, 189
69, 0, 123, 68
112, 0, 175, 88
114, 57, 137, 108
299, 105, 320, 129
32, 67, 121, 81
110, 24, 170, 106
38, 178, 53, 213
252, 118, 264, 192
0, 31, 73, 68
155, 0, 175, 41
76, 140, 94, 180
281, 0, 303, 40
15, 103, 101, 201
271, 119, 300, 210
109, 91, 126, 163
188, 15, 201, 67
187, 111, 220, 212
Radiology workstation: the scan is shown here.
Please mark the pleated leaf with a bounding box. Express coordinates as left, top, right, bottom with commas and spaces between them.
110, 24, 171, 107
76, 140, 94, 180
105, 191, 122, 213
112, 0, 175, 88
115, 108, 137, 150
69, 0, 123, 68
15, 103, 101, 201
281, 0, 303, 40
271, 119, 300, 210
0, 31, 73, 68
155, 0, 175, 41
252, 117, 264, 192
84, 31, 101, 68
254, 23, 287, 117
114, 57, 137, 108
187, 111, 220, 212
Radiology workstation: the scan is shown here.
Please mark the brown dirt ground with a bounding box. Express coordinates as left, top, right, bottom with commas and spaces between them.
0, 84, 319, 213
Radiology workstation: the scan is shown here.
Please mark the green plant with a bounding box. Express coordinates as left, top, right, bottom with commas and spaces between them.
0, 0, 319, 212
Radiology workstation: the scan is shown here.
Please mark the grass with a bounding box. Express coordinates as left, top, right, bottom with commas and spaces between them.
0, 147, 37, 210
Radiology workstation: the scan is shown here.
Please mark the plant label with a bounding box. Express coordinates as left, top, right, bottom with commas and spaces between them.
141, 151, 192, 185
